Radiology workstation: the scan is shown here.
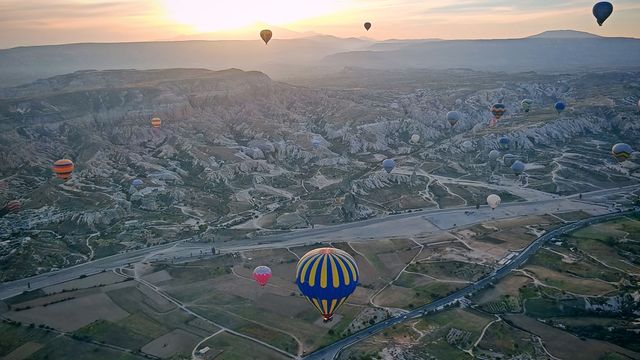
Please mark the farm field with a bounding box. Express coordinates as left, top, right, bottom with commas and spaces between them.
1, 215, 638, 359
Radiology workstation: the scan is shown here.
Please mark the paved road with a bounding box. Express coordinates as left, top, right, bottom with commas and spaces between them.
303, 208, 639, 360
0, 184, 636, 301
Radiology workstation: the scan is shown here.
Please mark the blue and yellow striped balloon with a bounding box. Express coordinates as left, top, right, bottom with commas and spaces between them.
296, 248, 359, 322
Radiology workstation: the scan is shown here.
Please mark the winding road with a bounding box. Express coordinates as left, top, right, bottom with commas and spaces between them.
0, 185, 636, 301
303, 208, 639, 360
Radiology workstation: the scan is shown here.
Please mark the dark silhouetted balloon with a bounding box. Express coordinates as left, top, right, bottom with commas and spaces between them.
260, 29, 273, 44
555, 101, 566, 114
593, 2, 613, 26
364, 22, 371, 31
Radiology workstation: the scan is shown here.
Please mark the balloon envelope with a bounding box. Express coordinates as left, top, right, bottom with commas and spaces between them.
498, 137, 510, 150
151, 117, 161, 128
446, 111, 461, 127
503, 154, 517, 167
593, 2, 613, 26
312, 137, 321, 148
487, 194, 501, 209
521, 99, 533, 113
2, 200, 21, 215
382, 159, 395, 173
296, 248, 359, 321
511, 160, 525, 175
253, 266, 272, 286
554, 101, 566, 113
52, 159, 74, 181
410, 134, 420, 144
612, 143, 633, 161
491, 104, 506, 119
364, 22, 371, 31
260, 29, 273, 44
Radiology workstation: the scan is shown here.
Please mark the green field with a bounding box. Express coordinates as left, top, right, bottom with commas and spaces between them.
0, 322, 145, 360
74, 320, 154, 351
477, 321, 536, 356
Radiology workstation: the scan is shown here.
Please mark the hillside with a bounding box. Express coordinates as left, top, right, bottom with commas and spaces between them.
1, 31, 639, 87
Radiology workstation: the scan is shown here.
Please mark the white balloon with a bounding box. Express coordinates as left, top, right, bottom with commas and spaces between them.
487, 194, 501, 209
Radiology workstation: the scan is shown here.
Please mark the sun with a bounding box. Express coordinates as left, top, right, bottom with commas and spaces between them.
163, 0, 345, 32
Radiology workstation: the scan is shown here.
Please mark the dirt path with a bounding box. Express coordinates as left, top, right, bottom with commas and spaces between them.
369, 237, 424, 312
85, 232, 99, 261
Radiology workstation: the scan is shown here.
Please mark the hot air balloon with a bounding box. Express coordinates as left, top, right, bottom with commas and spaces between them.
593, 2, 613, 26
612, 143, 633, 162
260, 29, 272, 44
461, 141, 473, 152
487, 194, 501, 210
253, 266, 272, 287
364, 22, 371, 31
521, 99, 533, 113
132, 179, 143, 188
554, 101, 566, 114
296, 248, 359, 322
382, 159, 395, 174
503, 154, 517, 167
511, 160, 525, 175
491, 103, 506, 120
151, 117, 161, 128
52, 159, 75, 181
489, 150, 500, 161
312, 137, 321, 149
446, 111, 461, 128
498, 137, 510, 150
410, 134, 420, 144
0, 200, 21, 217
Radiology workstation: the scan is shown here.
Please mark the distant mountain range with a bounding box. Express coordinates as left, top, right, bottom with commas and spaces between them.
1, 30, 638, 87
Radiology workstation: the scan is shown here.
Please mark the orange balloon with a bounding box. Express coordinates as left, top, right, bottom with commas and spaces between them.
260, 29, 272, 45
52, 159, 74, 181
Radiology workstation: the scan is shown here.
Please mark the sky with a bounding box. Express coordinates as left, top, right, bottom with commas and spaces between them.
1, 0, 640, 48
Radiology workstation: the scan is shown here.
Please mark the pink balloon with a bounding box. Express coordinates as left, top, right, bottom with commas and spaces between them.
253, 266, 272, 286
